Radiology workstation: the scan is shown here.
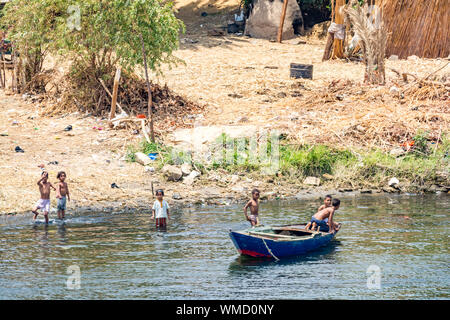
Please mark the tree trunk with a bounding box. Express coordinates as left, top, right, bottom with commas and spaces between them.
140, 33, 155, 143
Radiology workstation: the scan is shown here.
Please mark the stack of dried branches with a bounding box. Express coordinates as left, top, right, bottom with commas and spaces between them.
41, 71, 204, 133
286, 73, 449, 150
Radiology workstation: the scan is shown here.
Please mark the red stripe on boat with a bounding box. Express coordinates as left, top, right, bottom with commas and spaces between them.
239, 249, 271, 258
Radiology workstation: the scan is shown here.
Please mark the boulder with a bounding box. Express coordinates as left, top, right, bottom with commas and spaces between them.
181, 163, 192, 176
172, 192, 183, 200
304, 176, 320, 186
135, 152, 151, 166
390, 148, 406, 157
230, 175, 240, 184
244, 0, 303, 40
183, 170, 201, 185
162, 165, 183, 181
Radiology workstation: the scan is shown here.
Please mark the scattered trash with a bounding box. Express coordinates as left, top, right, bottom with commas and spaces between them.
389, 86, 400, 95
144, 166, 155, 173
111, 183, 120, 189
234, 10, 244, 22
93, 126, 103, 130
201, 12, 208, 17
137, 114, 146, 119
0, 133, 8, 136
34, 127, 39, 130
64, 125, 73, 131
388, 177, 400, 187
15, 146, 24, 153
148, 153, 158, 161
12, 120, 19, 125
48, 161, 59, 165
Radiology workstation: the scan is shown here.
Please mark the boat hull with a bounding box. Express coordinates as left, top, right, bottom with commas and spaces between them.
229, 226, 337, 259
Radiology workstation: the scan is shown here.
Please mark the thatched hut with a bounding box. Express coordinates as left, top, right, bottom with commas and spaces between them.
378, 0, 449, 59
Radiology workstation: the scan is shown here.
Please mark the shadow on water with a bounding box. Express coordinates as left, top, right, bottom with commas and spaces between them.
228, 240, 342, 273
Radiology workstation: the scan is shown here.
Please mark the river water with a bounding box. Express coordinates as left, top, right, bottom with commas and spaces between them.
0, 194, 448, 299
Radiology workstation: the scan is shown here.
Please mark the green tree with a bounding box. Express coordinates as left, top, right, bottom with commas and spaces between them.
2, 0, 184, 104
1, 0, 62, 92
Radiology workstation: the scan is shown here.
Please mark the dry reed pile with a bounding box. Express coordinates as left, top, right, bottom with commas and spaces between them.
286, 74, 449, 150
378, 0, 449, 59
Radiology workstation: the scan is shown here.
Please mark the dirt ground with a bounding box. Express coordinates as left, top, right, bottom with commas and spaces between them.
0, 0, 449, 215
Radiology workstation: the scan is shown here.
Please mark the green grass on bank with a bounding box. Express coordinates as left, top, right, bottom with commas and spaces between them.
127, 132, 449, 189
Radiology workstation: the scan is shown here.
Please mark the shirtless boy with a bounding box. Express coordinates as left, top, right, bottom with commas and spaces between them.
32, 171, 56, 224
244, 189, 260, 227
305, 195, 332, 231
56, 171, 70, 219
308, 198, 341, 233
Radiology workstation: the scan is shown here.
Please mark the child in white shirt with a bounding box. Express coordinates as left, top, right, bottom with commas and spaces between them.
151, 189, 170, 228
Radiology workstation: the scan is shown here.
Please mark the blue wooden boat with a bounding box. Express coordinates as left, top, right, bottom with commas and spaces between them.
229, 224, 338, 259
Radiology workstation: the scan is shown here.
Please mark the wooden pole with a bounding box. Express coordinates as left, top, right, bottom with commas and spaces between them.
0, 53, 4, 88
322, 33, 335, 61
140, 33, 155, 143
331, 0, 345, 59
1, 52, 6, 88
99, 78, 126, 114
108, 67, 121, 124
277, 0, 289, 43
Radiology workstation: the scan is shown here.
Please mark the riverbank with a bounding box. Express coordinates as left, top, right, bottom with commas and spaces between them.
1, 1, 448, 216
0, 88, 448, 217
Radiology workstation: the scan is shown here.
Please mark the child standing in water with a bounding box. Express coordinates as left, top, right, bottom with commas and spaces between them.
305, 195, 332, 231
151, 189, 170, 228
244, 189, 260, 227
56, 171, 70, 219
32, 171, 56, 224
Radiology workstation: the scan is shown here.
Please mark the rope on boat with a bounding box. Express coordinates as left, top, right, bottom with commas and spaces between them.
262, 238, 280, 261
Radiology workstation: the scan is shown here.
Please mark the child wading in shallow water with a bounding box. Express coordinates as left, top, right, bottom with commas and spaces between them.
244, 189, 260, 227
32, 171, 56, 224
151, 189, 170, 228
56, 171, 70, 219
305, 195, 332, 231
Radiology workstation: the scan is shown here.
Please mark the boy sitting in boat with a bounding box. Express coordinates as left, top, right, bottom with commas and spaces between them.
306, 198, 341, 233
305, 195, 332, 231
244, 189, 260, 227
